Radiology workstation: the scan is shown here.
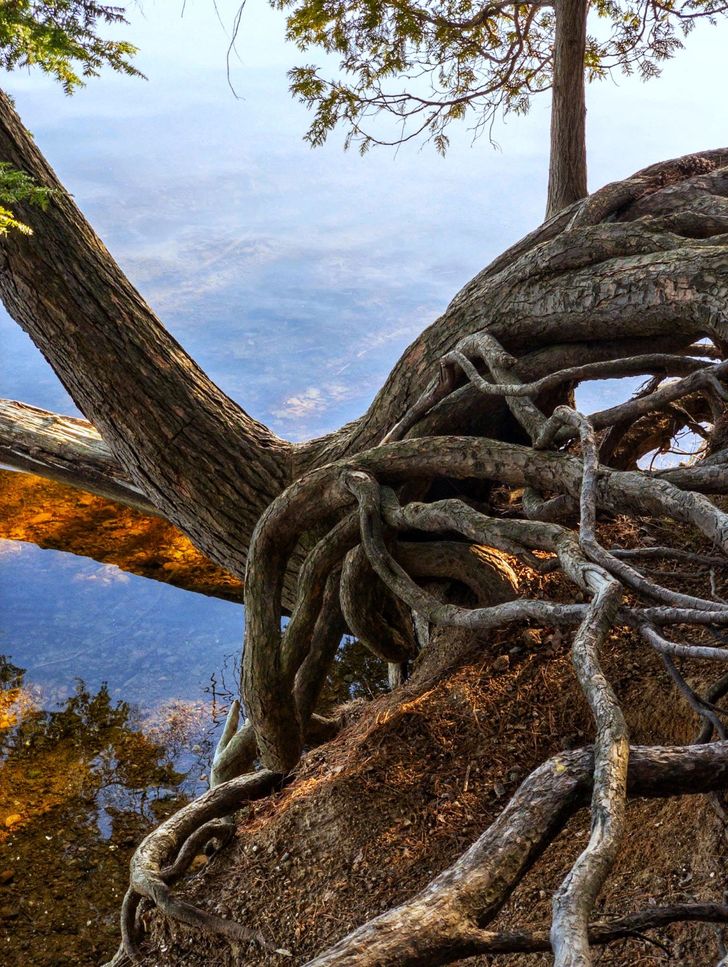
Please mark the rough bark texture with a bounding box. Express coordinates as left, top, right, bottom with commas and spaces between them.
4, 87, 728, 964
0, 91, 290, 582
545, 0, 589, 217
303, 743, 728, 967
0, 399, 153, 512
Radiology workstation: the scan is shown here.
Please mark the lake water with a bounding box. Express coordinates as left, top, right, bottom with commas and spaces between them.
0, 58, 540, 967
1, 6, 723, 957
0, 484, 247, 963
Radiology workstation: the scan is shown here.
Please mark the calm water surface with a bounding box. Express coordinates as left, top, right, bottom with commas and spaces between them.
0, 529, 245, 962
2, 7, 722, 957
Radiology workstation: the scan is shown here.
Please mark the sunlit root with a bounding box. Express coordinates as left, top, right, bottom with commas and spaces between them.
102, 152, 728, 962
120, 770, 285, 961
304, 741, 728, 966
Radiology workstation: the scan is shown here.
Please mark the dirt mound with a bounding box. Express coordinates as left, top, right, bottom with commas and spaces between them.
138, 536, 728, 965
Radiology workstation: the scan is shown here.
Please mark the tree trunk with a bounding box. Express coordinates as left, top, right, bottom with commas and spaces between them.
3, 77, 728, 964
0, 398, 154, 512
0, 91, 290, 583
546, 0, 589, 218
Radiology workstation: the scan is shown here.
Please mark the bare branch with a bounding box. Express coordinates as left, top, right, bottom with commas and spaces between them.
0, 398, 155, 513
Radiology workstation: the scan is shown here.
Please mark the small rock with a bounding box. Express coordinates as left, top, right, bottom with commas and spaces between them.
521, 629, 541, 649
0, 869, 14, 886
491, 655, 509, 674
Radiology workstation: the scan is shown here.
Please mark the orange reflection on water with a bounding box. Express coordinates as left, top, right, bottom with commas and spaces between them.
0, 469, 243, 602
0, 665, 195, 964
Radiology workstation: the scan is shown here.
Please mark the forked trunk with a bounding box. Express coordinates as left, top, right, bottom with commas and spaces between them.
0, 91, 291, 582
3, 71, 728, 966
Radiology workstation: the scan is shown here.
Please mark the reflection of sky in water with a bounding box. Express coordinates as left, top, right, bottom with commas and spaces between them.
0, 538, 243, 788
1, 7, 725, 436
0, 4, 726, 761
0, 13, 723, 962
0, 540, 241, 712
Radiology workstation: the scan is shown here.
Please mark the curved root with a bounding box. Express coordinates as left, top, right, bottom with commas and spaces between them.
116, 150, 728, 964
121, 770, 285, 960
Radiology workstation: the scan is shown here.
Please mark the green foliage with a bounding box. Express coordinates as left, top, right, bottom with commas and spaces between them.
0, 1, 141, 94
0, 4, 142, 236
261, 0, 728, 152
0, 160, 54, 235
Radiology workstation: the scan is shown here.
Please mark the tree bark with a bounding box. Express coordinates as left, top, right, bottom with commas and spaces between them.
0, 398, 154, 512
546, 0, 589, 218
3, 80, 728, 964
0, 91, 291, 582
305, 742, 728, 967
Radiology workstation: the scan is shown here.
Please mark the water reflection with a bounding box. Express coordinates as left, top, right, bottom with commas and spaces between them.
0, 536, 243, 709
0, 662, 197, 964
0, 469, 391, 963
321, 637, 389, 709
0, 471, 248, 964
0, 468, 244, 602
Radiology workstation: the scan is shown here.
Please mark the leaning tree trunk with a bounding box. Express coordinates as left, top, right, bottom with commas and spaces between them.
0, 91, 290, 583
545, 0, 589, 218
3, 82, 728, 966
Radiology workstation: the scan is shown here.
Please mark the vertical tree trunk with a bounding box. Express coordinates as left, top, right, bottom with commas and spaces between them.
546, 0, 589, 218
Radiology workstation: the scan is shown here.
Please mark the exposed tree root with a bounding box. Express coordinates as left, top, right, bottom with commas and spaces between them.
312, 904, 728, 958
107, 770, 289, 964
220, 150, 728, 963
4, 132, 728, 962
304, 742, 728, 966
